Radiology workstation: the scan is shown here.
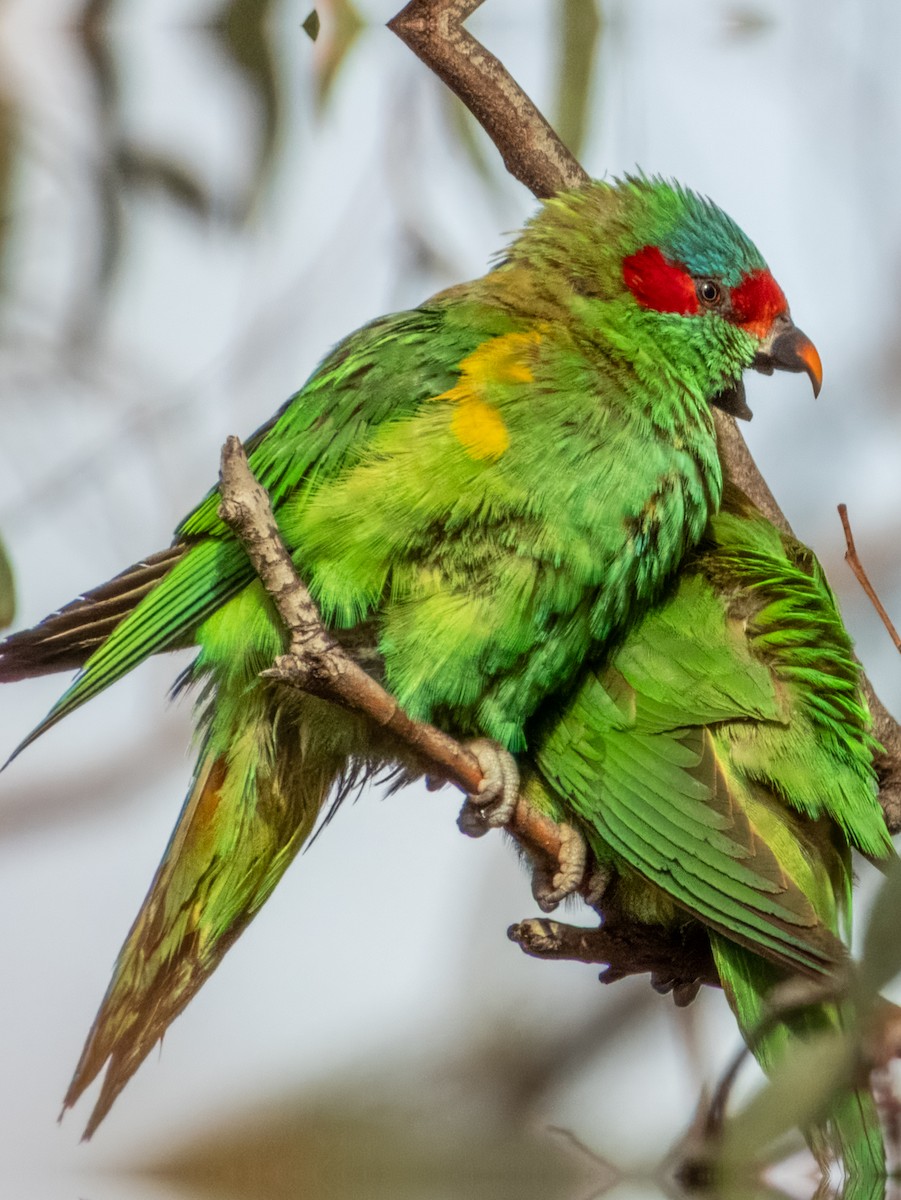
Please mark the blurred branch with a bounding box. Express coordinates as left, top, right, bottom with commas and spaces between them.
690, 990, 901, 1176
385, 0, 901, 838
209, 0, 282, 215
0, 533, 13, 629
139, 1068, 589, 1200
65, 0, 273, 341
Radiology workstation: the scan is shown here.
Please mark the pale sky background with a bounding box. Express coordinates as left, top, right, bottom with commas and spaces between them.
1, 2, 900, 1198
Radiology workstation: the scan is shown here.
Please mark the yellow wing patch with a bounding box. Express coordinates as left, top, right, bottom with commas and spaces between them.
438, 331, 542, 461
459, 331, 540, 386
451, 398, 510, 461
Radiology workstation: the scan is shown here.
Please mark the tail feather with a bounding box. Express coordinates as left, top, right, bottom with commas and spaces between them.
814, 1088, 885, 1181
711, 934, 885, 1177
62, 689, 370, 1140
0, 546, 185, 680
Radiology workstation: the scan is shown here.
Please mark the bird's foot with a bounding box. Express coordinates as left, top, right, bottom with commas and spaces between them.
529, 821, 589, 912
584, 863, 612, 909
456, 738, 520, 839
649, 974, 703, 1008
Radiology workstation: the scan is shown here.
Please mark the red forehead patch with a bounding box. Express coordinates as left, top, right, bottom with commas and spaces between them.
623, 246, 699, 316
730, 270, 787, 337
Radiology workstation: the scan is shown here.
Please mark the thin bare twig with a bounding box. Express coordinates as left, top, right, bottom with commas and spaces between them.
838, 503, 901, 653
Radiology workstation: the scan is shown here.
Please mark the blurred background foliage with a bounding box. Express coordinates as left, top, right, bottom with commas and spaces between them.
0, 533, 14, 627
1, 2, 900, 1200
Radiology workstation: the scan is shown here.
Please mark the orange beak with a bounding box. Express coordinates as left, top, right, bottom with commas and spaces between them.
753, 314, 823, 398
792, 333, 824, 397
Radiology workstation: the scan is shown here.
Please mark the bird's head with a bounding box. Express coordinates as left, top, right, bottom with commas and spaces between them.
618, 177, 821, 418
512, 176, 821, 419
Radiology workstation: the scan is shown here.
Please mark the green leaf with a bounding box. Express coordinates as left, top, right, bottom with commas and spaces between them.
554, 0, 602, 159
718, 1028, 854, 1171
0, 534, 14, 629
858, 855, 901, 999
303, 9, 320, 40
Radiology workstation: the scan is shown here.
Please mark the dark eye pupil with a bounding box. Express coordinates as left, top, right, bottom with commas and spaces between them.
699, 280, 720, 305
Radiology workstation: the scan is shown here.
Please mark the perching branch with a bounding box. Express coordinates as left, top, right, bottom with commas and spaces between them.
218, 437, 715, 984
218, 437, 570, 873
386, 0, 901, 835
508, 915, 719, 1006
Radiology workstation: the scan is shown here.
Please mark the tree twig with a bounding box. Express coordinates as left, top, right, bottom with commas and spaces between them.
508, 915, 718, 1004
387, 0, 588, 198
838, 503, 901, 653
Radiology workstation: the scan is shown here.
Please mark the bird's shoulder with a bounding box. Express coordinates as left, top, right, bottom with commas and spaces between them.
175, 298, 530, 539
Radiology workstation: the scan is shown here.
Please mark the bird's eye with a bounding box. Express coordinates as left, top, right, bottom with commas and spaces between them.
697, 279, 721, 307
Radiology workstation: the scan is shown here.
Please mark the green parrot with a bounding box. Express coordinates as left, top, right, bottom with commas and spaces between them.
0, 177, 821, 1137
517, 480, 894, 1176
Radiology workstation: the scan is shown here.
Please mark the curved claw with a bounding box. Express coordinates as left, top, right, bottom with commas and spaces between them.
457, 738, 520, 837
530, 822, 589, 912
584, 864, 612, 909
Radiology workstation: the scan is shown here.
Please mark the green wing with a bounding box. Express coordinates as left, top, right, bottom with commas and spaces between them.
13, 304, 494, 750
533, 501, 890, 974
535, 590, 842, 974
178, 305, 502, 538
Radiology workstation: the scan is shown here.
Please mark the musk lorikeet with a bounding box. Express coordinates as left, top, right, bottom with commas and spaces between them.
0, 176, 822, 1136
518, 481, 894, 1177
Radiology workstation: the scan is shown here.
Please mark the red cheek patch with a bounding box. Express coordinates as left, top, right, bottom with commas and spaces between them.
623, 245, 699, 316
730, 270, 787, 337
